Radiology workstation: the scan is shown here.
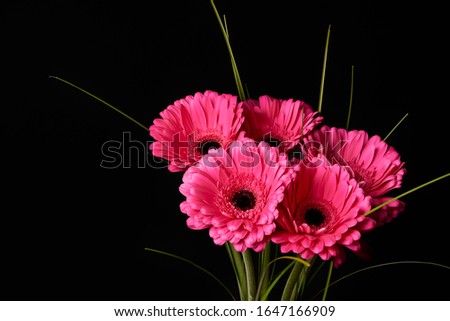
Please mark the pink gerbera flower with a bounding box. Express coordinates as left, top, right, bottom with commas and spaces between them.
304, 126, 407, 226
241, 95, 322, 153
179, 141, 295, 252
149, 90, 245, 172
272, 163, 375, 267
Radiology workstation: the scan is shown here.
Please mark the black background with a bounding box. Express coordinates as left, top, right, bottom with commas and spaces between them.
2, 1, 449, 300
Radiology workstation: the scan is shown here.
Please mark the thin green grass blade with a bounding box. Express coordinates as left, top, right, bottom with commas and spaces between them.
321, 260, 334, 301
276, 256, 311, 266
281, 261, 305, 300
144, 247, 236, 300
345, 66, 355, 130
260, 261, 295, 301
296, 266, 308, 300
364, 172, 450, 216
244, 83, 251, 100
222, 13, 240, 87
383, 113, 409, 141
258, 242, 272, 298
256, 256, 310, 300
269, 244, 280, 281
298, 256, 318, 299
318, 25, 331, 114
289, 281, 300, 301
210, 0, 246, 101
306, 257, 324, 288
49, 76, 148, 131
311, 260, 450, 300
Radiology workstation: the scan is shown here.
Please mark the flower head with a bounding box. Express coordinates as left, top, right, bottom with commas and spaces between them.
179, 141, 294, 252
272, 163, 375, 267
241, 95, 322, 153
149, 90, 245, 172
303, 126, 406, 226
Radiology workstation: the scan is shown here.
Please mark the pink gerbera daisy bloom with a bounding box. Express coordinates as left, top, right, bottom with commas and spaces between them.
149, 90, 245, 172
241, 95, 322, 153
304, 126, 407, 226
272, 163, 376, 267
179, 141, 295, 252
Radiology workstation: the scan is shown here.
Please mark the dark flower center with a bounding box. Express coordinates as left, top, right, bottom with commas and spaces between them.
287, 143, 303, 160
304, 208, 326, 226
231, 190, 256, 211
198, 140, 221, 155
263, 136, 281, 148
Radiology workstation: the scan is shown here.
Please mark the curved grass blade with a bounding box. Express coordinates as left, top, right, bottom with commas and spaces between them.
144, 247, 236, 300
49, 76, 149, 131
297, 256, 318, 299
210, 0, 246, 101
305, 258, 325, 288
321, 260, 334, 301
318, 25, 331, 114
258, 243, 272, 298
311, 260, 450, 300
364, 172, 450, 217
260, 261, 295, 301
345, 66, 355, 130
281, 261, 305, 300
256, 256, 310, 301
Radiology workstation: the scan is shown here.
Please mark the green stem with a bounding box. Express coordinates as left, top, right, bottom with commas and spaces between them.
226, 242, 247, 300
242, 250, 257, 300
258, 242, 272, 299
298, 256, 316, 299
257, 256, 310, 301
259, 261, 294, 301
281, 261, 304, 300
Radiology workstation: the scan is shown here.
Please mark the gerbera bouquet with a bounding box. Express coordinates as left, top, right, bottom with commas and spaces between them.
50, 1, 449, 301
146, 87, 404, 301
